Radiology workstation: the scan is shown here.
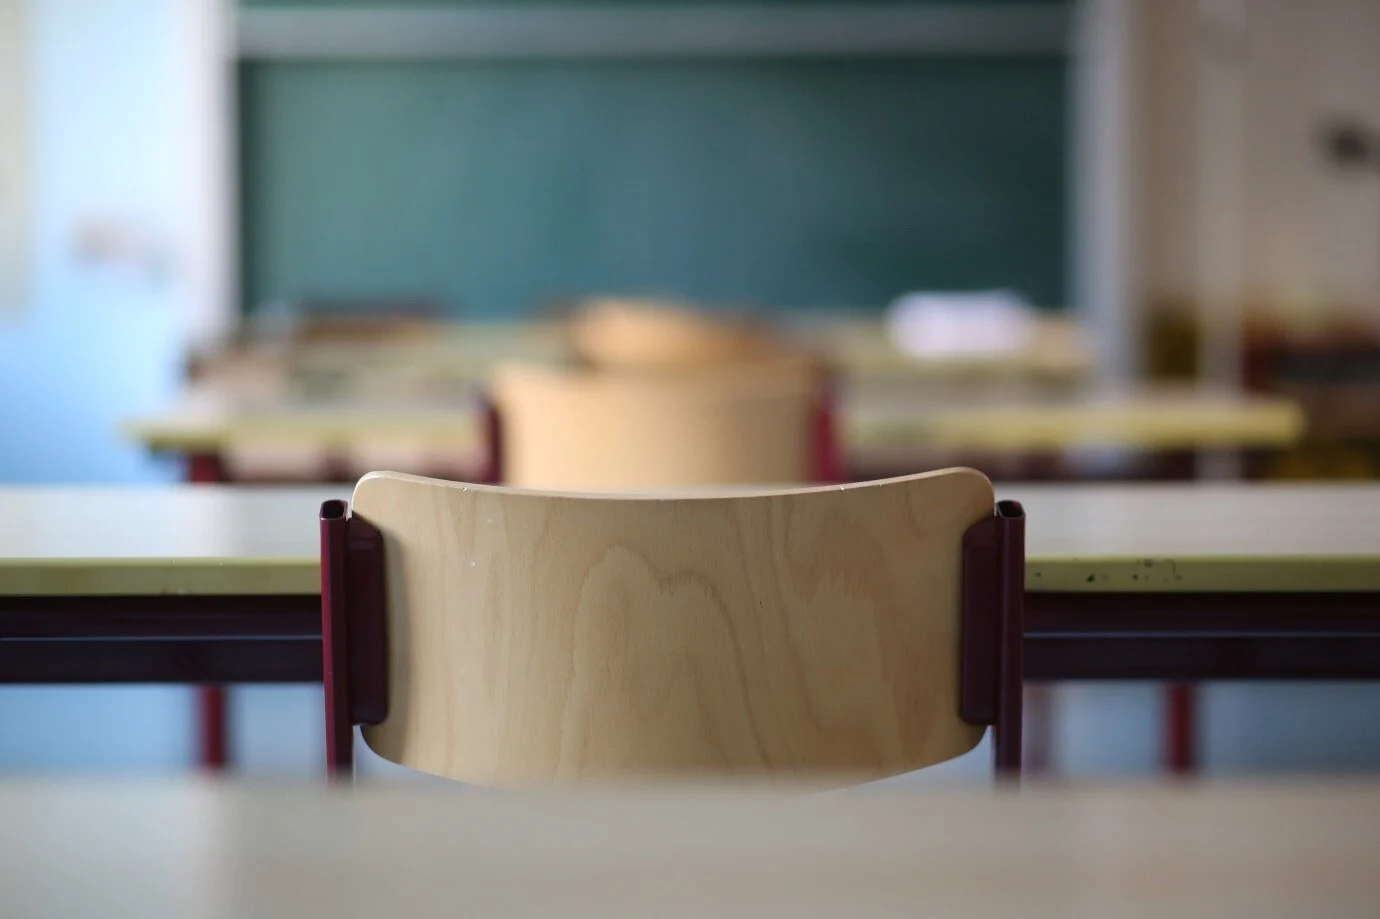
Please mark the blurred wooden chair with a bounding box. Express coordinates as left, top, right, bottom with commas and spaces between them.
320, 470, 1024, 785
569, 298, 784, 370
490, 360, 836, 490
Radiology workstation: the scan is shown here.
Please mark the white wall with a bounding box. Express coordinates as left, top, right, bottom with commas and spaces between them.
0, 0, 30, 313
1140, 0, 1380, 314
1072, 0, 1141, 381
0, 0, 230, 483
0, 0, 232, 771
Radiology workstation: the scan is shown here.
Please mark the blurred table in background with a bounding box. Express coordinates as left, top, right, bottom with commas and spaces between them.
125, 385, 1302, 482
1245, 327, 1380, 480
193, 314, 1094, 394
845, 384, 1300, 474
128, 318, 1300, 482
4, 780, 1379, 917
1147, 301, 1380, 480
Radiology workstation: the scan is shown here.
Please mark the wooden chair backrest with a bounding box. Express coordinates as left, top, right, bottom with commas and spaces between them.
351, 468, 993, 787
569, 298, 782, 369
491, 360, 822, 490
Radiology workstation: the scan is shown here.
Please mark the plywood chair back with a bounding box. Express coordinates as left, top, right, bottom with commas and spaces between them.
325, 468, 1023, 787
491, 360, 824, 490
569, 298, 783, 369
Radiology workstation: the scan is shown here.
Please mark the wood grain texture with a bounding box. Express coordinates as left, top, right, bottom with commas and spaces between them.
796, 316, 1092, 379
6, 780, 1380, 919
491, 361, 820, 490
351, 469, 994, 786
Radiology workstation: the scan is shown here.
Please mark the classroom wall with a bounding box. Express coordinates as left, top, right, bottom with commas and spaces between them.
0, 0, 230, 484
0, 0, 229, 771
0, 0, 29, 314
1138, 0, 1380, 313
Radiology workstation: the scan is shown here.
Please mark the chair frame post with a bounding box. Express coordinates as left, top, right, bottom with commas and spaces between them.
811, 377, 843, 483
480, 395, 504, 485
320, 501, 388, 778
959, 500, 1026, 777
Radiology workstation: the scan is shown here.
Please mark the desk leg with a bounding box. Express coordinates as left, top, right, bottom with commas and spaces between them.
199, 686, 228, 770
186, 452, 229, 485
1166, 683, 1198, 774
1163, 446, 1239, 775
185, 450, 231, 771
1024, 685, 1053, 774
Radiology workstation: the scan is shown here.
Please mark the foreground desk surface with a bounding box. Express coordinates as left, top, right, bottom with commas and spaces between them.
2, 781, 1378, 918
2, 483, 1376, 596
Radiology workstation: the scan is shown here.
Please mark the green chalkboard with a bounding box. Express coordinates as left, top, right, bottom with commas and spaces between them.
240, 55, 1066, 317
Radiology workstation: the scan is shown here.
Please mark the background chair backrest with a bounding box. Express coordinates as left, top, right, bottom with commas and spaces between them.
350, 469, 994, 787
569, 298, 784, 370
491, 360, 822, 490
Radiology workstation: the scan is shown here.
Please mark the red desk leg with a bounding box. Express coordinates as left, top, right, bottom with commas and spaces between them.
186, 452, 229, 485
1166, 683, 1198, 774
1024, 684, 1052, 774
199, 686, 228, 770
185, 450, 230, 771
810, 379, 842, 483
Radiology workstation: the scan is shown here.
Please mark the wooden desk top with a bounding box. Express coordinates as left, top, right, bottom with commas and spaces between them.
1013, 483, 1380, 592
2, 781, 1377, 918
846, 386, 1303, 452
207, 315, 1093, 384
125, 399, 484, 453
0, 486, 342, 596
793, 314, 1093, 379
124, 385, 1303, 455
1, 483, 1377, 597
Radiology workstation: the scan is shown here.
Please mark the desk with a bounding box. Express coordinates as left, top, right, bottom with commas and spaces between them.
3, 484, 1375, 677
3, 484, 1377, 758
3, 781, 1379, 916
1012, 484, 1380, 771
138, 317, 1292, 474
201, 315, 1093, 386
847, 386, 1303, 455
124, 385, 1304, 480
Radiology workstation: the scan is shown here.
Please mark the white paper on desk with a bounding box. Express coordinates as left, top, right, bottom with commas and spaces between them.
886, 289, 1037, 358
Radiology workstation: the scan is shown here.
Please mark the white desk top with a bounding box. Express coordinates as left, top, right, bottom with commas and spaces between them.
1012, 483, 1380, 591
845, 385, 1303, 452
1, 483, 1376, 596
0, 486, 343, 596
2, 780, 1378, 918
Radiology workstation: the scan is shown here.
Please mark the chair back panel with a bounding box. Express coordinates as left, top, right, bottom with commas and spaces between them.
569, 299, 783, 370
352, 469, 992, 786
492, 362, 819, 490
